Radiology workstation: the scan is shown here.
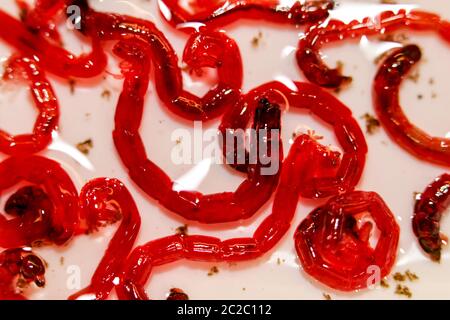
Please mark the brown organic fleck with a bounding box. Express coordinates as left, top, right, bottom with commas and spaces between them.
323, 293, 332, 300
167, 288, 189, 300
175, 224, 188, 236
395, 284, 412, 298
76, 139, 93, 155
361, 113, 381, 134
208, 266, 219, 276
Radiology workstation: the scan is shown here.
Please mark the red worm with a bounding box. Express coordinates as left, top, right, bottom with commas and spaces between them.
115, 134, 338, 300
220, 81, 367, 198
0, 156, 140, 299
69, 178, 141, 300
158, 0, 334, 31
112, 38, 280, 224
374, 45, 450, 167
0, 248, 46, 300
413, 173, 450, 262
0, 156, 79, 247
79, 6, 243, 121
0, 55, 59, 156
0, 2, 106, 79
297, 9, 450, 88
295, 191, 400, 291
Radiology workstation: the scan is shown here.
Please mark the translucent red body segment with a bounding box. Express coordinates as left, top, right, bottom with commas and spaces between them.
413, 174, 450, 262
158, 0, 334, 31
221, 81, 367, 198
0, 56, 59, 156
114, 135, 355, 300
374, 45, 450, 167
0, 156, 79, 247
294, 191, 400, 291
0, 2, 106, 78
69, 178, 141, 300
83, 9, 243, 121
297, 9, 450, 89
0, 248, 46, 299
112, 38, 281, 224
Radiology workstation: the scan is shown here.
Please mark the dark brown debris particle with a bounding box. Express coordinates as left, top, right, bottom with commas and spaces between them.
361, 113, 381, 134
167, 288, 189, 300
68, 79, 76, 94
251, 31, 263, 48
175, 224, 188, 236
405, 270, 419, 281
101, 89, 111, 100
393, 272, 406, 282
395, 284, 412, 298
76, 139, 93, 155
380, 279, 390, 288
208, 266, 219, 276
323, 293, 332, 300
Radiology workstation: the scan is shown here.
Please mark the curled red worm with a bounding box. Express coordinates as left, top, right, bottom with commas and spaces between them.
0, 156, 79, 247
0, 55, 59, 156
78, 4, 243, 121
0, 156, 140, 299
69, 178, 141, 300
0, 1, 106, 79
112, 38, 281, 224
295, 191, 400, 291
115, 134, 341, 300
220, 81, 367, 198
297, 9, 450, 89
374, 45, 450, 167
413, 174, 450, 262
0, 248, 46, 300
158, 0, 334, 31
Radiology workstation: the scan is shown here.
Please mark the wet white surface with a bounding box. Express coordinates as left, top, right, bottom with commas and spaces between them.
0, 0, 449, 299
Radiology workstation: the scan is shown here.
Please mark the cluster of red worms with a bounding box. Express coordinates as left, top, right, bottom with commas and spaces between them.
0, 0, 448, 300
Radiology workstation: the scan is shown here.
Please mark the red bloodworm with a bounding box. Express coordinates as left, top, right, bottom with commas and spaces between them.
69, 178, 141, 300
220, 80, 367, 198
112, 38, 280, 224
0, 3, 107, 79
295, 191, 400, 291
297, 9, 450, 88
15, 0, 67, 44
0, 156, 79, 247
0, 155, 140, 299
412, 173, 450, 262
374, 45, 450, 167
0, 55, 59, 156
115, 134, 337, 300
158, 0, 334, 32
0, 248, 46, 300
79, 6, 243, 121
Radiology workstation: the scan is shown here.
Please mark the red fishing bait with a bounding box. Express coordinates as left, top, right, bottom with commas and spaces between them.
295, 191, 400, 291
0, 156, 79, 247
413, 174, 450, 262
0, 1, 106, 79
0, 155, 140, 299
374, 45, 450, 167
0, 56, 59, 156
220, 81, 367, 198
158, 0, 334, 31
69, 178, 141, 300
115, 134, 342, 300
0, 248, 46, 300
297, 9, 450, 88
78, 6, 243, 120
112, 38, 280, 224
